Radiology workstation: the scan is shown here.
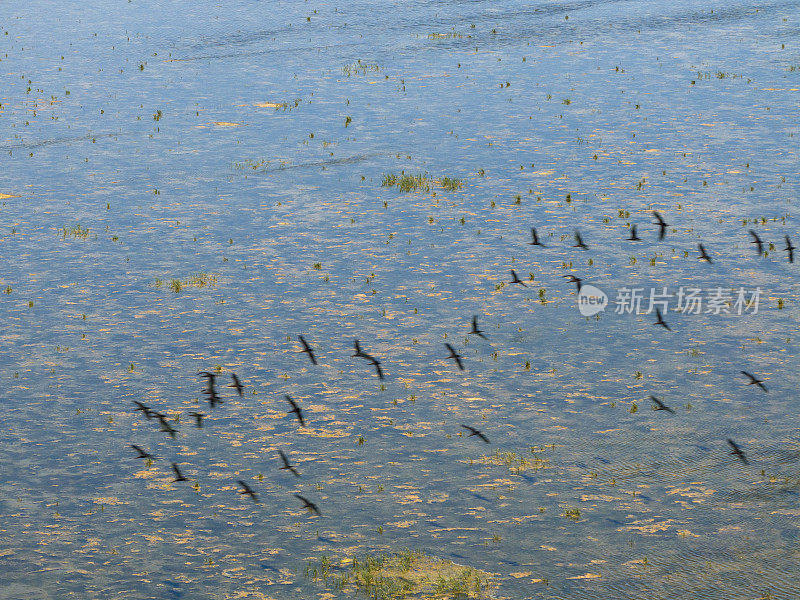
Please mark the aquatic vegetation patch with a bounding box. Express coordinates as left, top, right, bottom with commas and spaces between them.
61, 224, 90, 239
153, 273, 218, 293
342, 59, 381, 77
232, 158, 270, 170
477, 448, 551, 474
305, 548, 494, 599
427, 31, 466, 39
381, 172, 464, 193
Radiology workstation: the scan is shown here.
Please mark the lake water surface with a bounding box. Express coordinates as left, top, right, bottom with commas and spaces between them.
1, 0, 799, 598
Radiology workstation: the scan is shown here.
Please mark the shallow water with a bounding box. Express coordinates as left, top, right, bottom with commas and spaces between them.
1, 0, 799, 598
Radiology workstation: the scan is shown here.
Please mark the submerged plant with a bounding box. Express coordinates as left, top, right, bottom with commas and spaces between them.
153, 273, 218, 292
305, 548, 493, 599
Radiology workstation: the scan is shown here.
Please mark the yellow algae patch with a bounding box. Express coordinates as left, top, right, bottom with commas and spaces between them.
252, 102, 284, 108
677, 530, 700, 538
617, 518, 676, 534
474, 449, 549, 473
666, 485, 715, 503
567, 573, 601, 580
93, 496, 124, 505
0, 193, 19, 199
300, 427, 350, 438
305, 549, 494, 599
510, 571, 532, 578
387, 520, 416, 528
213, 121, 242, 127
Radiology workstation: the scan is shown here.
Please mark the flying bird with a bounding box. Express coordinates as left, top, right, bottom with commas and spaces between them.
294, 494, 321, 515
130, 444, 154, 459
654, 308, 671, 331
563, 274, 582, 292
652, 211, 668, 241
132, 401, 154, 419
197, 371, 216, 384
469, 315, 488, 340
204, 384, 222, 408
627, 225, 641, 241
741, 370, 768, 392
748, 230, 764, 256
278, 450, 300, 477
572, 230, 588, 250
238, 480, 259, 503
697, 243, 713, 263
171, 462, 187, 482
649, 396, 675, 414
368, 357, 385, 380
353, 343, 384, 380
509, 269, 527, 287
727, 439, 749, 465
228, 373, 244, 397
298, 335, 318, 365
461, 424, 490, 444
785, 235, 795, 263
528, 227, 546, 247
285, 395, 306, 427
156, 414, 177, 438
445, 343, 464, 371
188, 412, 205, 427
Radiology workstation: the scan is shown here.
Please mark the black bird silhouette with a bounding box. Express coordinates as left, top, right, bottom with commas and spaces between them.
445, 343, 464, 371
285, 395, 306, 427
156, 414, 177, 438
741, 370, 768, 392
368, 357, 385, 380
130, 444, 154, 459
649, 396, 675, 414
171, 462, 187, 482
352, 340, 364, 357
294, 494, 321, 515
469, 315, 488, 340
654, 308, 671, 331
203, 383, 222, 408
133, 401, 154, 419
785, 235, 795, 263
748, 230, 764, 256
298, 335, 318, 365
652, 211, 668, 241
697, 243, 713, 263
509, 269, 527, 287
238, 480, 259, 503
353, 343, 384, 380
528, 227, 546, 247
627, 225, 641, 241
572, 230, 588, 250
278, 450, 300, 477
188, 412, 204, 427
727, 439, 749, 465
461, 424, 490, 444
228, 373, 244, 397
198, 371, 216, 384
563, 274, 582, 292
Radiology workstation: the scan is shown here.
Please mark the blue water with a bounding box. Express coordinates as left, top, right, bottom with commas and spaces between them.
1, 0, 799, 598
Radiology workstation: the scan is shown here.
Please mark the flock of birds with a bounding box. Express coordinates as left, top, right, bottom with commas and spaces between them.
127, 210, 786, 515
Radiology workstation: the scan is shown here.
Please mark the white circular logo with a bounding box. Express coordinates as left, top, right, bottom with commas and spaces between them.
577, 284, 608, 316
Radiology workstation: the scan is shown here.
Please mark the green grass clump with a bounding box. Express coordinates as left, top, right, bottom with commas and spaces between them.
153, 273, 218, 293
305, 548, 493, 599
342, 59, 381, 76
382, 172, 463, 193
61, 224, 90, 239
